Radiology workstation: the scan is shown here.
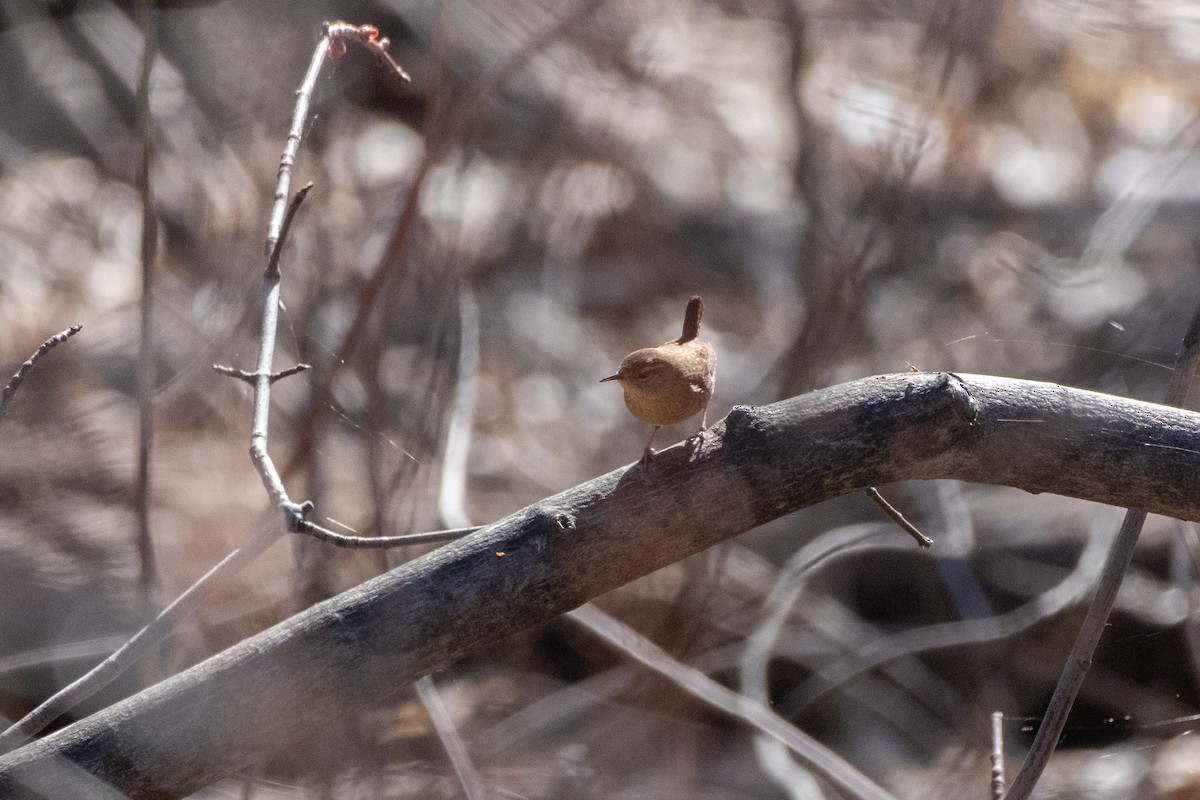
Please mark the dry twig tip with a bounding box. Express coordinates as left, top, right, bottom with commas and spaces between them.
0, 325, 83, 426
324, 21, 412, 84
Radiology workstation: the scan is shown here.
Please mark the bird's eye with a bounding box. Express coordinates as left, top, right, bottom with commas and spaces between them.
629, 365, 658, 381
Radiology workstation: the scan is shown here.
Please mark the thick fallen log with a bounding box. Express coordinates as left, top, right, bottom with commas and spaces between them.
3, 372, 1200, 798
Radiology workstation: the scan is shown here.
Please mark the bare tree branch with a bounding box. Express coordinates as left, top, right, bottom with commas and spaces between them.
3, 372, 1200, 798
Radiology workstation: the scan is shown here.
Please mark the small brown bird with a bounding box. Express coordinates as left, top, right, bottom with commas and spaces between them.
601, 295, 716, 465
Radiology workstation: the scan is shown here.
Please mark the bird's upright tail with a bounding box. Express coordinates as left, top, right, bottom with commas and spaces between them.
680, 295, 703, 342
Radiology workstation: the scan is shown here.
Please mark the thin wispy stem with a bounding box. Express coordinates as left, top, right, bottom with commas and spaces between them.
0, 325, 82, 427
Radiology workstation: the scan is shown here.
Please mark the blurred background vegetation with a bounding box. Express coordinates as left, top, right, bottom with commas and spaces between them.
3, 0, 1200, 797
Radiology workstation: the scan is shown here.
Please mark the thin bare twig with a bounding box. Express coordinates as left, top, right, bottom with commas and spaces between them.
740, 525, 893, 798
264, 28, 404, 259
864, 487, 933, 548
266, 182, 313, 278
134, 0, 159, 597
439, 286, 481, 530
212, 363, 312, 385
0, 526, 280, 754
415, 675, 487, 800
296, 519, 476, 548
1006, 529, 1149, 800
784, 521, 1110, 713
325, 21, 412, 85
571, 603, 899, 800
415, 290, 487, 800
0, 325, 82, 427
0, 636, 131, 678
264, 42, 326, 259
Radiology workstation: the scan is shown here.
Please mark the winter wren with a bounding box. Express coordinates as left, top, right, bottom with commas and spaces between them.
601, 295, 716, 465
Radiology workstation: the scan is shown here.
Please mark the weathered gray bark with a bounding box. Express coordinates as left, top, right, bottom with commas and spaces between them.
3, 372, 1200, 798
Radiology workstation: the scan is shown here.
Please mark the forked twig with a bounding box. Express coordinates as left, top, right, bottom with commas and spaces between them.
248, 26, 407, 534
0, 22, 416, 753
267, 182, 314, 277
0, 325, 82, 427
229, 28, 465, 552
212, 363, 312, 385
282, 0, 605, 479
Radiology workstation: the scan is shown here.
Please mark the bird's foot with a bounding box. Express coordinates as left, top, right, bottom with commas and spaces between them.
638, 446, 657, 471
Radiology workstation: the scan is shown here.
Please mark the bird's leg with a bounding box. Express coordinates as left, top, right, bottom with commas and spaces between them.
639, 425, 661, 467
685, 403, 710, 456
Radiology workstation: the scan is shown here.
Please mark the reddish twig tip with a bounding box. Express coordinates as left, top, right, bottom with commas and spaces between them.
324, 21, 412, 84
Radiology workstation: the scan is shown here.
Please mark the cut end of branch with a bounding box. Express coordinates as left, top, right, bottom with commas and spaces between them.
865, 487, 934, 549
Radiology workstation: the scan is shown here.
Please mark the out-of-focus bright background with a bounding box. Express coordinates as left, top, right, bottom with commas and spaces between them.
3, 1, 1200, 797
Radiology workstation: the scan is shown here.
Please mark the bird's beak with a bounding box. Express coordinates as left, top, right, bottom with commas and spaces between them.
599, 373, 621, 383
